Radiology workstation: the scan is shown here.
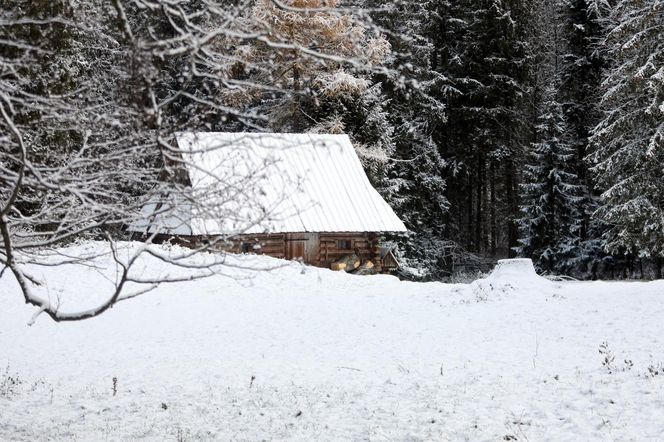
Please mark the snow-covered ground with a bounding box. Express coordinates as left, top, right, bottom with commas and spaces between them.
1, 242, 663, 441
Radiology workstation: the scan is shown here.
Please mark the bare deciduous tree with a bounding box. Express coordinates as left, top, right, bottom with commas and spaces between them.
0, 0, 391, 322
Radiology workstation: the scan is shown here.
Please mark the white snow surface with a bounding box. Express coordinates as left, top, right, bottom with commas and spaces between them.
1, 242, 664, 441
131, 133, 407, 235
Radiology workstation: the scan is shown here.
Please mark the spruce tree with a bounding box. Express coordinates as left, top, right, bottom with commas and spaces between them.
369, 0, 454, 278
589, 0, 664, 267
558, 0, 607, 275
518, 84, 583, 272
517, 0, 588, 274
443, 0, 534, 258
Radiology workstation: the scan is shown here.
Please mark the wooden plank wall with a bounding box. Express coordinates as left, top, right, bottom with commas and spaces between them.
148, 232, 383, 271
149, 233, 287, 259
227, 234, 288, 260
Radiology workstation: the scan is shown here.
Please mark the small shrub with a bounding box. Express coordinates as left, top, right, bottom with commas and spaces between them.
472, 282, 490, 302
598, 342, 664, 379
624, 359, 634, 371
599, 342, 616, 374
0, 365, 23, 399
645, 363, 664, 378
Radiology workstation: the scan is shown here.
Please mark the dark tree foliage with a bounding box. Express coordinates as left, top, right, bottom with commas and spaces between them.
365, 0, 457, 279
589, 0, 664, 278
3, 0, 661, 284
518, 84, 584, 273
442, 0, 534, 260
558, 0, 608, 277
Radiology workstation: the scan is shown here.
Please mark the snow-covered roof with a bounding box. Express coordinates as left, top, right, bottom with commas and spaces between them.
133, 132, 406, 235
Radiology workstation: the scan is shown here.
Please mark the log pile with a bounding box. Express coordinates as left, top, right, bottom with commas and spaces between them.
331, 254, 377, 275
353, 261, 376, 276
331, 253, 361, 271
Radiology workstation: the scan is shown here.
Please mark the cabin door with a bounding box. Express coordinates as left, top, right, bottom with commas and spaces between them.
286, 233, 319, 264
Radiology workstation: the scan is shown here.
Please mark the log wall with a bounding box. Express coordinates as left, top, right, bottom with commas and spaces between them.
318, 233, 381, 271
147, 232, 384, 271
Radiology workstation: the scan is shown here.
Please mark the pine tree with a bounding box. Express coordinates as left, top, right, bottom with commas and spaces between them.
367, 0, 454, 278
517, 0, 588, 274
518, 84, 583, 272
589, 0, 664, 267
443, 0, 535, 258
558, 0, 608, 276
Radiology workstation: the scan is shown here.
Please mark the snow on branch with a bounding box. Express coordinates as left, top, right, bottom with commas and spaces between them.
1, 0, 394, 322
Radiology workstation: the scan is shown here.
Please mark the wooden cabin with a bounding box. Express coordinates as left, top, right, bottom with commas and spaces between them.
129, 132, 407, 273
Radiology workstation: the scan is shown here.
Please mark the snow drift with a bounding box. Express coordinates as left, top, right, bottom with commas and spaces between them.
469, 258, 557, 299
1, 243, 664, 441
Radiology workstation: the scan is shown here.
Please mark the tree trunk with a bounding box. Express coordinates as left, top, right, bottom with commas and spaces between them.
490, 161, 497, 257
475, 152, 484, 254
505, 158, 519, 258
467, 174, 474, 251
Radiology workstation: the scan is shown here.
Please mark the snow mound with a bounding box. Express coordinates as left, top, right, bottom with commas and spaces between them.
470, 259, 556, 299
486, 259, 542, 282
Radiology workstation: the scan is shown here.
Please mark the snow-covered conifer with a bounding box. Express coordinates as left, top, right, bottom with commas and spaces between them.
518, 84, 584, 272
589, 0, 664, 261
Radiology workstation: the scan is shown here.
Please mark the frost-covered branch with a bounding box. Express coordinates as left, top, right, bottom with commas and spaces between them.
0, 0, 397, 321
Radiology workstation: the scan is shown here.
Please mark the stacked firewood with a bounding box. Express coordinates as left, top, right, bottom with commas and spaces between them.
330, 254, 378, 275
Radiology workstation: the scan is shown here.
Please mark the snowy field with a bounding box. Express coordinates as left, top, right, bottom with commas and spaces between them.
1, 242, 664, 441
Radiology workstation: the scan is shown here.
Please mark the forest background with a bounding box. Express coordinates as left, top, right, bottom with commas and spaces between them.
2, 0, 662, 281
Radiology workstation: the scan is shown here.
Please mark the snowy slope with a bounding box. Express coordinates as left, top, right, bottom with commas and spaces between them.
1, 242, 663, 441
